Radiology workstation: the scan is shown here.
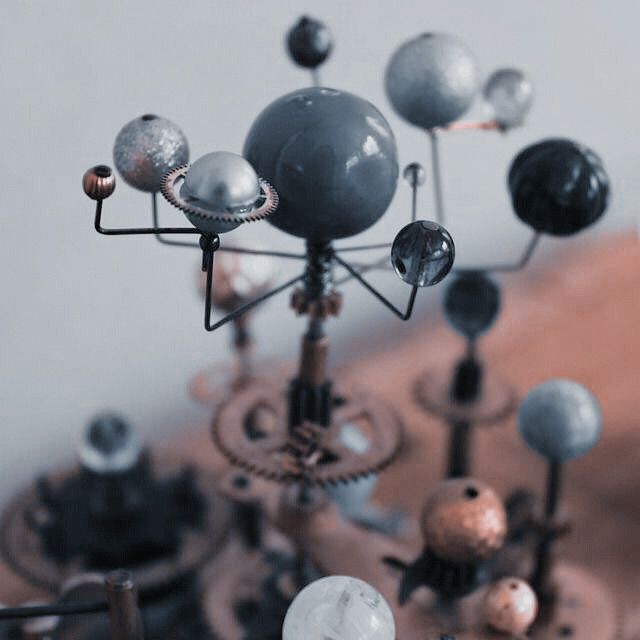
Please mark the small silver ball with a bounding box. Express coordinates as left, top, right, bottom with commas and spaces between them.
518, 379, 602, 462
483, 68, 534, 127
391, 220, 455, 287
385, 33, 480, 129
78, 413, 142, 474
403, 162, 426, 188
113, 114, 189, 192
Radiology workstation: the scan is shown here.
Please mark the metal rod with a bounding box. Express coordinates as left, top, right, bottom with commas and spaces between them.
332, 253, 418, 320
94, 200, 199, 236
311, 68, 320, 87
411, 181, 418, 222
105, 570, 144, 640
0, 601, 108, 621
218, 246, 307, 260
455, 233, 542, 274
203, 245, 305, 332
441, 119, 501, 132
427, 129, 445, 225
151, 193, 200, 248
334, 242, 392, 253
446, 420, 472, 478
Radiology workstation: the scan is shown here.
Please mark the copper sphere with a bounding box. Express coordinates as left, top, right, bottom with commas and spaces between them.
82, 165, 116, 200
420, 478, 506, 564
484, 577, 538, 635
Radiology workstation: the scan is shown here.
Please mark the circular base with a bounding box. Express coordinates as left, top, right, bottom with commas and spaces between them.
0, 455, 231, 593
189, 359, 292, 407
212, 381, 404, 486
413, 367, 517, 425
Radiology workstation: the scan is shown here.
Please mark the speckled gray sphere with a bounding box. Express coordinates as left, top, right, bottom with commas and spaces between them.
113, 114, 189, 192
518, 379, 602, 462
385, 33, 480, 129
391, 220, 455, 287
243, 87, 398, 242
483, 68, 534, 127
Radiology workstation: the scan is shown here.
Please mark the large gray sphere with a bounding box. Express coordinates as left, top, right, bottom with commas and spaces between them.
113, 114, 189, 192
243, 87, 398, 242
483, 68, 534, 127
518, 379, 602, 462
385, 33, 480, 129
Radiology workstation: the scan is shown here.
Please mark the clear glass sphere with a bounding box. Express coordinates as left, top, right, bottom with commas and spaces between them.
282, 576, 395, 640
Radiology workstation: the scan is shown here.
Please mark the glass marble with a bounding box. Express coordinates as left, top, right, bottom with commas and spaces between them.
113, 114, 189, 193
391, 221, 455, 287
287, 16, 333, 69
508, 138, 609, 236
282, 576, 395, 640
385, 33, 480, 129
483, 68, 533, 127
518, 379, 602, 462
444, 271, 500, 339
244, 88, 398, 242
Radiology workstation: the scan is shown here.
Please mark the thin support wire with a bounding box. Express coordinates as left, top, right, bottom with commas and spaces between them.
332, 253, 418, 320
0, 600, 108, 621
151, 193, 200, 248
411, 181, 418, 222
427, 129, 445, 225
334, 242, 392, 254
454, 233, 542, 274
311, 68, 320, 87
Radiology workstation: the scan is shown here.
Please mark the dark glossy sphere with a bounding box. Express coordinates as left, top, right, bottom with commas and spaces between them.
287, 16, 333, 69
243, 88, 398, 242
391, 221, 455, 287
444, 271, 500, 339
508, 138, 609, 236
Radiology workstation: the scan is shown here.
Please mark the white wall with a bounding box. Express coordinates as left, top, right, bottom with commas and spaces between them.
0, 1, 636, 499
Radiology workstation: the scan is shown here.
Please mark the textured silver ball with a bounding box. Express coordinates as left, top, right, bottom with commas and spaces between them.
518, 379, 602, 462
391, 220, 455, 287
385, 33, 480, 129
483, 68, 534, 127
113, 114, 189, 192
403, 162, 426, 188
180, 152, 261, 234
77, 412, 143, 474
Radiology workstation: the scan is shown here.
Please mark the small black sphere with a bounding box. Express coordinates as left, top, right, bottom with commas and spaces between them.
444, 271, 500, 339
508, 138, 609, 236
286, 16, 333, 69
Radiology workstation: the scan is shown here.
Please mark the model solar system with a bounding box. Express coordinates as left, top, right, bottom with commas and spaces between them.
0, 14, 622, 640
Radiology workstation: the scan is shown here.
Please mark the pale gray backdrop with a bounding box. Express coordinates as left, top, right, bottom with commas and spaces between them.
0, 1, 636, 499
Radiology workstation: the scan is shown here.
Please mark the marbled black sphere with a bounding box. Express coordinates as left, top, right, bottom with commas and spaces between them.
508, 138, 609, 236
444, 271, 500, 339
243, 88, 398, 242
287, 16, 333, 69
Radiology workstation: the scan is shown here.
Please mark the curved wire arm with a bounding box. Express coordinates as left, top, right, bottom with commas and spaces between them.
454, 232, 541, 274
202, 245, 305, 332
332, 253, 418, 320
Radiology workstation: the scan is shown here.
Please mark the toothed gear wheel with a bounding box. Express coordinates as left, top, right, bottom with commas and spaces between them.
160, 165, 279, 224
211, 382, 404, 486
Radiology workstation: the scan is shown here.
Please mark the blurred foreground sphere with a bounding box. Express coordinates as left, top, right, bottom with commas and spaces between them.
282, 575, 395, 640
244, 87, 398, 242
483, 68, 534, 127
287, 16, 333, 68
391, 221, 455, 287
484, 577, 538, 635
113, 114, 189, 192
508, 138, 609, 236
385, 33, 480, 129
518, 379, 602, 462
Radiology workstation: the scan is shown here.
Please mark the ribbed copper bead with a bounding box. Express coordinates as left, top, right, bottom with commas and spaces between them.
83, 165, 116, 200
420, 477, 507, 564
484, 577, 538, 635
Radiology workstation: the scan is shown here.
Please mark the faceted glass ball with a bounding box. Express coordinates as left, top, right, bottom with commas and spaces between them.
243, 87, 398, 242
385, 33, 480, 129
113, 114, 189, 192
78, 413, 142, 474
484, 578, 538, 635
287, 16, 333, 69
483, 68, 534, 127
444, 271, 500, 339
282, 576, 395, 640
518, 379, 602, 462
420, 478, 507, 564
508, 138, 609, 236
391, 221, 455, 287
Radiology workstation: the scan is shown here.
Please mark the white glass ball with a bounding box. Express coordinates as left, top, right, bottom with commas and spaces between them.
282, 576, 395, 640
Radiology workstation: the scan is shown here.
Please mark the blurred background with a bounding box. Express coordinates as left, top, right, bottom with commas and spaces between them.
0, 0, 637, 500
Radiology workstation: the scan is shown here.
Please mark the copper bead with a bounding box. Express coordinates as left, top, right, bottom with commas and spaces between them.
420, 477, 507, 564
484, 577, 538, 635
83, 165, 116, 200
